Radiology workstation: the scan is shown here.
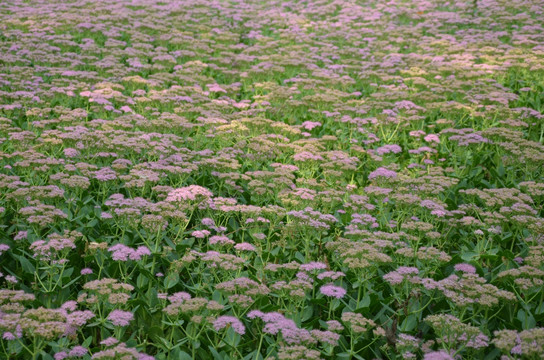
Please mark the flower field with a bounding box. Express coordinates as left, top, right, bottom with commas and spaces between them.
0, 0, 543, 359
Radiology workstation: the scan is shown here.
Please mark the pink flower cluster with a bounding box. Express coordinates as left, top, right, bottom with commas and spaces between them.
166, 185, 213, 202
108, 244, 151, 261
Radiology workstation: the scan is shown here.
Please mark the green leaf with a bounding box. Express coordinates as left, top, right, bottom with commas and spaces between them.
484, 349, 502, 360
62, 267, 74, 278
225, 327, 240, 347
400, 314, 417, 332
358, 294, 371, 308
146, 287, 158, 307
212, 290, 223, 303
82, 336, 93, 347
137, 273, 148, 288
460, 251, 479, 262
208, 346, 223, 360
16, 255, 35, 274
39, 351, 54, 360
295, 252, 306, 263
61, 275, 82, 289
517, 309, 536, 329
244, 351, 263, 360
172, 349, 192, 360
86, 218, 99, 228
301, 305, 313, 322
164, 273, 179, 289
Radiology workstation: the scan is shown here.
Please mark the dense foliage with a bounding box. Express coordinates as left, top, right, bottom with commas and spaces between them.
0, 0, 543, 359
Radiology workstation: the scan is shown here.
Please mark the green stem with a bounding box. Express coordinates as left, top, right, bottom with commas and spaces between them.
256, 332, 264, 359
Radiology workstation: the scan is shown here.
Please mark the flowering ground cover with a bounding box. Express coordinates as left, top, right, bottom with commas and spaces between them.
0, 0, 543, 359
